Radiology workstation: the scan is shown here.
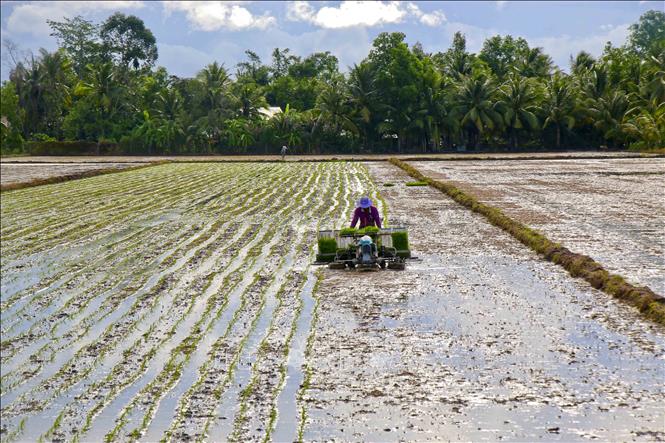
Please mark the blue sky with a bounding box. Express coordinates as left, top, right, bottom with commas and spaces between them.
1, 1, 661, 80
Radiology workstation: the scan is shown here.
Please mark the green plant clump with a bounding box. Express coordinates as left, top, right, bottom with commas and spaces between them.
392, 231, 409, 250
405, 181, 428, 186
359, 226, 380, 235
339, 227, 358, 236
317, 237, 337, 254
383, 183, 395, 187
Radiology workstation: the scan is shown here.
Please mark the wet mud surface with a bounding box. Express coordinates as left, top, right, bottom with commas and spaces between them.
0, 162, 140, 186
412, 158, 665, 293
2, 160, 664, 442
0, 162, 380, 442
300, 161, 665, 442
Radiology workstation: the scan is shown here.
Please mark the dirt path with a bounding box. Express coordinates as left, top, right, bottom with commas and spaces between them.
1, 151, 651, 164
300, 162, 665, 441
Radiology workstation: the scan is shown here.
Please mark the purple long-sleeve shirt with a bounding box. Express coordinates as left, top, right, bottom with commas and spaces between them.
350, 206, 382, 229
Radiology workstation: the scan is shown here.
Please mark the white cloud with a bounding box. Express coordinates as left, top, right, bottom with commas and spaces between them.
496, 1, 508, 11
419, 11, 446, 27
286, 1, 446, 29
5, 1, 144, 37
162, 1, 275, 31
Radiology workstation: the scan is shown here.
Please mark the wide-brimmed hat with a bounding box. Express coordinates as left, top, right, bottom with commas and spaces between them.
358, 196, 372, 208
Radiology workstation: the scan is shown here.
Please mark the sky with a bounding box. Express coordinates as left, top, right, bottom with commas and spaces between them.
0, 1, 661, 80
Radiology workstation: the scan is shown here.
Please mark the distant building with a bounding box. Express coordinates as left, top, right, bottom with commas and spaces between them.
258, 106, 282, 120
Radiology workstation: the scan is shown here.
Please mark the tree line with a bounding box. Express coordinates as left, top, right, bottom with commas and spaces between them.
1, 10, 663, 155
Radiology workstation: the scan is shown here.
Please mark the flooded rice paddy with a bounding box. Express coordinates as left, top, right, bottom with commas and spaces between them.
411, 158, 665, 293
1, 160, 664, 442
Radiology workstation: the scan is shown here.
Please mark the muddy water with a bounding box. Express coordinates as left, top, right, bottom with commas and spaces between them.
411, 158, 665, 293
300, 161, 665, 441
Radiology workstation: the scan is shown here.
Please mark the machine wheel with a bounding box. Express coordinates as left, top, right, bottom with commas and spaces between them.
379, 260, 387, 269
346, 261, 356, 269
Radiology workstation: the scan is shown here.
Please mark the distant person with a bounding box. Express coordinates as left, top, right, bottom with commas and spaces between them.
350, 196, 382, 229
281, 145, 288, 161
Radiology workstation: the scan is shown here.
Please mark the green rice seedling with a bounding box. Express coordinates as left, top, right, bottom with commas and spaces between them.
339, 227, 358, 236
317, 238, 337, 254
359, 226, 380, 235
383, 183, 395, 187
391, 231, 409, 251
405, 181, 428, 186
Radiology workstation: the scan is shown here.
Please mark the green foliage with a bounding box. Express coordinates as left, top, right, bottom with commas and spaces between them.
0, 81, 25, 153
100, 13, 157, 70
339, 227, 358, 236
359, 226, 380, 235
391, 231, 410, 251
405, 181, 428, 186
317, 237, 337, 254
628, 10, 665, 55
6, 10, 663, 154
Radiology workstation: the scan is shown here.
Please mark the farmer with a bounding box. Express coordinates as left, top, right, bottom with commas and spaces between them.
280, 145, 288, 161
350, 196, 382, 229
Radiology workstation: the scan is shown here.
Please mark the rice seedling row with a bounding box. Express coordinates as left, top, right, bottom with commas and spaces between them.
0, 164, 306, 424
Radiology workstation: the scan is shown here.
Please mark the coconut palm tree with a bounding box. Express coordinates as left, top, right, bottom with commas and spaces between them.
314, 81, 356, 137
622, 99, 665, 150
586, 90, 630, 148
74, 61, 125, 146
232, 81, 268, 119
348, 62, 380, 149
541, 73, 577, 148
515, 47, 552, 78
453, 74, 502, 148
494, 75, 540, 149
270, 104, 302, 149
197, 62, 231, 112
38, 49, 73, 136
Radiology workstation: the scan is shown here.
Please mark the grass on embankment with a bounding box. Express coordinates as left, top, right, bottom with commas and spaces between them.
0, 161, 169, 192
389, 158, 665, 326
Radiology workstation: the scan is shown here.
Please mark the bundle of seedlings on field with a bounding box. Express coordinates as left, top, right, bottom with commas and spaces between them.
359, 226, 380, 235
339, 227, 358, 236
391, 231, 409, 250
383, 183, 395, 187
317, 237, 338, 254
405, 181, 428, 186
